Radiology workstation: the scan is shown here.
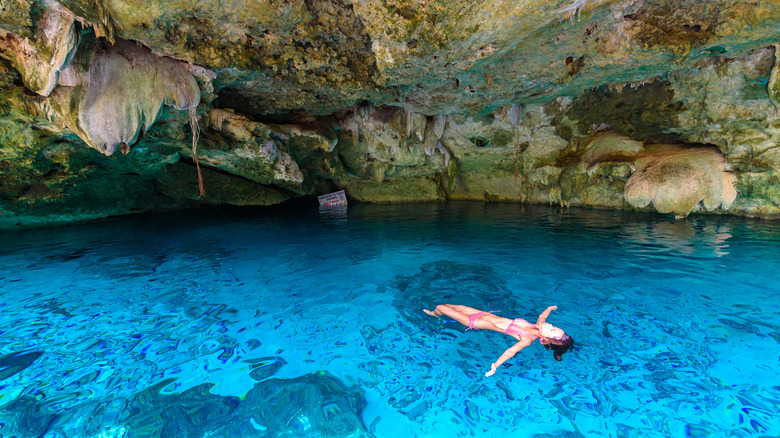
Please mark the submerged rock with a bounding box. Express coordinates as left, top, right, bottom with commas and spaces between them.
0, 351, 44, 380
0, 371, 372, 437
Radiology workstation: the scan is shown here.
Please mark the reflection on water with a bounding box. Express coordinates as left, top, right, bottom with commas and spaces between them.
0, 202, 779, 437
620, 219, 733, 257
319, 205, 349, 223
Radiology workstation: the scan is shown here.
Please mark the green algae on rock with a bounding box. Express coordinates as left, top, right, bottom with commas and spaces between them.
0, 0, 78, 96
2, 0, 780, 228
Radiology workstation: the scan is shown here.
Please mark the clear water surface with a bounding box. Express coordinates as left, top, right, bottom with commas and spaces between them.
1, 202, 779, 437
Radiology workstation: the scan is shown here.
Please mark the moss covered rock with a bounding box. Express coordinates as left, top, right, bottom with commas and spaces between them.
3, 0, 780, 227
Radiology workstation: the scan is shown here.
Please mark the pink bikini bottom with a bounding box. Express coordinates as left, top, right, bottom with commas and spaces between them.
466, 310, 498, 330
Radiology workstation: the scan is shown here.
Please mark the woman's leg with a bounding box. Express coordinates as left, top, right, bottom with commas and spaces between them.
446, 304, 483, 314
423, 304, 480, 327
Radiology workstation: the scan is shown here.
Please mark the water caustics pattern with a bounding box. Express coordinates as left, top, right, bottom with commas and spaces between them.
0, 202, 779, 438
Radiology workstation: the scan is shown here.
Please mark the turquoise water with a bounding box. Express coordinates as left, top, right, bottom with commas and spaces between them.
1, 202, 779, 437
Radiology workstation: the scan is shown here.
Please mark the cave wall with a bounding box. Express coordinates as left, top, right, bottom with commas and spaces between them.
1, 0, 780, 228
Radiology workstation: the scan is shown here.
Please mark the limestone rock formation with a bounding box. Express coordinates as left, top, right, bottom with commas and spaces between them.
0, 0, 78, 96
54, 38, 200, 155
579, 132, 737, 216
201, 108, 304, 187
581, 132, 644, 169
2, 0, 780, 227
624, 145, 737, 217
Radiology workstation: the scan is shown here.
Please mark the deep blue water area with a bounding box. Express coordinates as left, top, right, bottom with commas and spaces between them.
1, 202, 779, 437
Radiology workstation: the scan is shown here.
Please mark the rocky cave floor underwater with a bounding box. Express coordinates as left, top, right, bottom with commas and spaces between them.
0, 202, 779, 438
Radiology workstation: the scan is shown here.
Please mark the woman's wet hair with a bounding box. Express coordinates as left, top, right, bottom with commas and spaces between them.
545, 335, 574, 361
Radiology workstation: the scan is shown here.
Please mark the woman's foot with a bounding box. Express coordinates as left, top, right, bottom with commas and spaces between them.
423, 309, 439, 317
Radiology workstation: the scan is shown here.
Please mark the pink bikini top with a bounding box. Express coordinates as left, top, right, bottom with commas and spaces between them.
505, 318, 541, 341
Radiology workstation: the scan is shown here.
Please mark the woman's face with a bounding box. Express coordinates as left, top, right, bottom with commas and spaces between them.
539, 322, 566, 340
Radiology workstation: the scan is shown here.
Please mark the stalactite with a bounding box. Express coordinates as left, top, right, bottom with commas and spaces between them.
175, 63, 204, 197
208, 108, 233, 131
433, 114, 446, 140
510, 104, 522, 182
340, 113, 360, 146
556, 0, 589, 21
436, 141, 451, 167
357, 103, 373, 124
404, 104, 413, 138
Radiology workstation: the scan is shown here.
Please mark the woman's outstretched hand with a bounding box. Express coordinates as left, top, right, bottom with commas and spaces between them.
547, 305, 558, 311
485, 363, 498, 377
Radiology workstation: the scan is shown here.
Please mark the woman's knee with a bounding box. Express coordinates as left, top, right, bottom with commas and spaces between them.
434, 304, 454, 315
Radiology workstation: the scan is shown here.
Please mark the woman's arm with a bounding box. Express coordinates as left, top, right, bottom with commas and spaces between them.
485, 338, 534, 377
535, 305, 558, 326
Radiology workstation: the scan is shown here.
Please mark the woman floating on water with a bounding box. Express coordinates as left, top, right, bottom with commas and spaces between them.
423, 304, 574, 377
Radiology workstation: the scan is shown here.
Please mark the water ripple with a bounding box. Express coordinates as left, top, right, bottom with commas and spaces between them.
0, 203, 779, 437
